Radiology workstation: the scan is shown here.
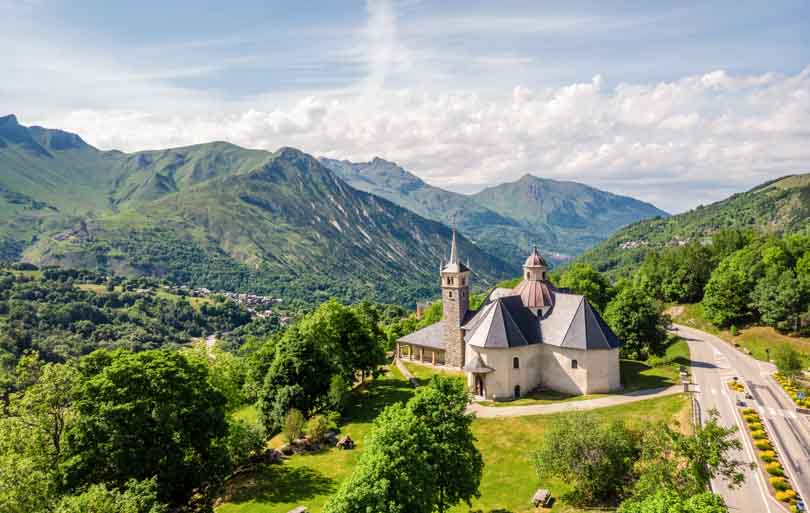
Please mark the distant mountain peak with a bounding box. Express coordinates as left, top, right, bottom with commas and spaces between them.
0, 114, 19, 126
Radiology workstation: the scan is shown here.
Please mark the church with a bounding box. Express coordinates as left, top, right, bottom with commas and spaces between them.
396, 233, 622, 400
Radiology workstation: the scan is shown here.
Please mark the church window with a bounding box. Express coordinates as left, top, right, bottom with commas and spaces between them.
526, 272, 529, 279
571, 359, 578, 369
448, 291, 453, 298
513, 356, 519, 369
514, 385, 521, 398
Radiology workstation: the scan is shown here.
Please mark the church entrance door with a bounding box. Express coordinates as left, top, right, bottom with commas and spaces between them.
474, 375, 485, 398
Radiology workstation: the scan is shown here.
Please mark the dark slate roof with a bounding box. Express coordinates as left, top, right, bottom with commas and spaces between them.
397, 321, 447, 350
464, 295, 539, 349
538, 293, 622, 350
463, 352, 494, 373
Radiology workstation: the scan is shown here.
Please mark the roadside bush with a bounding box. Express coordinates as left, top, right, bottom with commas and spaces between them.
766, 462, 784, 476
770, 477, 790, 491
307, 414, 329, 442
744, 414, 760, 423
759, 450, 777, 463
751, 430, 767, 440
755, 439, 772, 450
775, 489, 796, 502
748, 421, 763, 431
282, 408, 306, 443
741, 407, 756, 415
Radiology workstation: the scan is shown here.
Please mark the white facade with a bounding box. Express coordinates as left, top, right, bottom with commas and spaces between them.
465, 343, 621, 400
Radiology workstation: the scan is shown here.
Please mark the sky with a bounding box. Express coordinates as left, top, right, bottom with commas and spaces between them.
1, 0, 808, 213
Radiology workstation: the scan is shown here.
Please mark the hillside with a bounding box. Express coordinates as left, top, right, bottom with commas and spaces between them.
1, 115, 516, 305
321, 157, 668, 264
575, 173, 810, 275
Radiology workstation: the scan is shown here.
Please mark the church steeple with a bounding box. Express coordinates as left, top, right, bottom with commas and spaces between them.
441, 230, 470, 368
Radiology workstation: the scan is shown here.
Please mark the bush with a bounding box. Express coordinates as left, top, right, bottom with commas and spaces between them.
283, 409, 306, 443
755, 439, 772, 450
766, 462, 784, 476
775, 489, 796, 502
770, 476, 790, 491
742, 407, 757, 415
226, 419, 266, 468
748, 422, 763, 431
307, 414, 330, 442
760, 450, 777, 463
730, 325, 738, 336
751, 429, 767, 440
744, 414, 760, 423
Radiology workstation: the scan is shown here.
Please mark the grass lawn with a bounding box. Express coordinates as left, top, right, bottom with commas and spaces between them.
619, 338, 691, 392
402, 360, 466, 384
478, 389, 609, 407
217, 365, 691, 513
671, 303, 810, 366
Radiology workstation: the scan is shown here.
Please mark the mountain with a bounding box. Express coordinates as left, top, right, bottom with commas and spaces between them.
0, 115, 516, 305
320, 157, 667, 265
575, 173, 810, 276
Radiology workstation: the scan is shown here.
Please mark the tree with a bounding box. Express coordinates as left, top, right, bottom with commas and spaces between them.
257, 325, 333, 433
632, 411, 749, 499
299, 300, 386, 383
63, 349, 230, 507
283, 408, 306, 443
753, 269, 804, 333
324, 403, 434, 513
324, 376, 483, 513
618, 489, 728, 513
773, 346, 804, 383
408, 376, 483, 513
54, 478, 168, 513
558, 263, 614, 312
534, 412, 637, 505
604, 285, 669, 360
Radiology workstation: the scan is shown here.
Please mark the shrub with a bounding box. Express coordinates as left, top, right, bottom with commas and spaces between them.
775, 489, 796, 502
730, 325, 738, 336
751, 429, 767, 440
760, 450, 777, 463
744, 414, 760, 423
307, 414, 330, 442
770, 476, 790, 491
742, 407, 757, 415
766, 462, 784, 476
283, 408, 306, 443
748, 422, 763, 431
755, 439, 772, 450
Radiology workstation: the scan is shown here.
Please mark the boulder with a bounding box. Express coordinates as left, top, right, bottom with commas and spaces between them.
336, 435, 354, 450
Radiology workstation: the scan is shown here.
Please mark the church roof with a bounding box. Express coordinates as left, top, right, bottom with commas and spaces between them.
464, 295, 539, 348
397, 321, 447, 350
442, 230, 470, 273
463, 352, 495, 373
524, 246, 547, 267
512, 278, 555, 309
538, 293, 622, 350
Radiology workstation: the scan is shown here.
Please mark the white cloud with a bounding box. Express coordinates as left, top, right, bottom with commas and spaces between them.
2, 0, 809, 213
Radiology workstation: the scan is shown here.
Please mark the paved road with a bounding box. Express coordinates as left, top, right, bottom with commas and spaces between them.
675, 323, 810, 513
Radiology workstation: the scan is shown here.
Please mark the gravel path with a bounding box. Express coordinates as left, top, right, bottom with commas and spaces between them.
467, 385, 682, 418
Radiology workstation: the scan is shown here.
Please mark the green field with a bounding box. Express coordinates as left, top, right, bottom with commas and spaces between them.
218, 365, 690, 513
671, 303, 810, 366
619, 338, 691, 392
402, 360, 466, 384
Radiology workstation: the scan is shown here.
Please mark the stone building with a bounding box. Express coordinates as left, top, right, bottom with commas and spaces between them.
397, 234, 622, 400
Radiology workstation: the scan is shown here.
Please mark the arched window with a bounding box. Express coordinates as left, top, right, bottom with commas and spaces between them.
513, 356, 520, 369
514, 385, 521, 398
571, 359, 578, 369
448, 291, 453, 299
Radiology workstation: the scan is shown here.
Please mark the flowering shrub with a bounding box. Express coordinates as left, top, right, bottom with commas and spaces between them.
759, 450, 776, 462
755, 439, 772, 450
775, 489, 796, 503
766, 462, 784, 476
751, 429, 767, 440
770, 476, 790, 491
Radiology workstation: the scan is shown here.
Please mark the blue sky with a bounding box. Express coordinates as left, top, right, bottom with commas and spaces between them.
1, 0, 809, 212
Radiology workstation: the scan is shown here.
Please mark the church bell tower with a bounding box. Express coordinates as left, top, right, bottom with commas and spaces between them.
441, 230, 470, 368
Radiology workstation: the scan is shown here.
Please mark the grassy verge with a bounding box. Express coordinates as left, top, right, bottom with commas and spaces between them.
620, 338, 691, 392
401, 360, 465, 384
217, 366, 691, 513
671, 303, 810, 366
478, 389, 608, 407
